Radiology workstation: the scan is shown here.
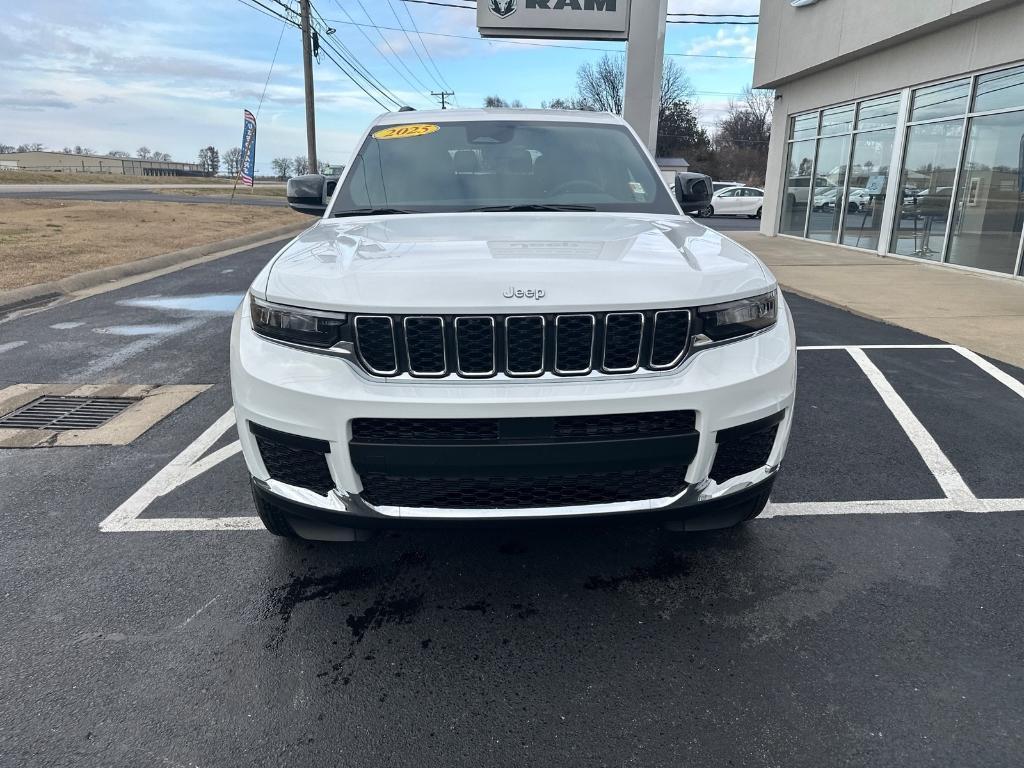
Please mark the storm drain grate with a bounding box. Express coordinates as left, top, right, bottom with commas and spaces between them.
0, 395, 138, 431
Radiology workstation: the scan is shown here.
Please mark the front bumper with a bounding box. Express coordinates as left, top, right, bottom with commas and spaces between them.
230, 296, 797, 524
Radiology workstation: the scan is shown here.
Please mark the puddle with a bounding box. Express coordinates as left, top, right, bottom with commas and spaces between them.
93, 323, 191, 336
118, 293, 244, 314
50, 322, 84, 330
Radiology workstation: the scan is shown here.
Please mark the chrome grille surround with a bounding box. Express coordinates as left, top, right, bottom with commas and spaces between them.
351, 309, 692, 380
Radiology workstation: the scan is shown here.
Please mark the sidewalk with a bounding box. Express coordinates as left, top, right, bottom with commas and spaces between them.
731, 232, 1024, 368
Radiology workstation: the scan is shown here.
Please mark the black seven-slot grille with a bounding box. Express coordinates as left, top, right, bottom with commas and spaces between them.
350, 411, 697, 509
352, 310, 691, 378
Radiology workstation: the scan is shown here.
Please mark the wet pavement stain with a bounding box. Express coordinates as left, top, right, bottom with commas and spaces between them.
118, 293, 244, 314
92, 323, 193, 336
346, 594, 425, 643
584, 549, 692, 591
268, 566, 378, 633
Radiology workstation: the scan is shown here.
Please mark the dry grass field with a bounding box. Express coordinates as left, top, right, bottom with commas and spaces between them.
0, 170, 238, 185
0, 199, 304, 291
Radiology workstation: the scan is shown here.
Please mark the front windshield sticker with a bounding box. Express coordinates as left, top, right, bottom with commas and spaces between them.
372, 124, 440, 140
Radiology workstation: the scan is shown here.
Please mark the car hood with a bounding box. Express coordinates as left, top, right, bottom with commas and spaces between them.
259, 213, 773, 314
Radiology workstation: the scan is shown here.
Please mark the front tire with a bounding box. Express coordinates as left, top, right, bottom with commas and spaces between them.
698, 204, 714, 218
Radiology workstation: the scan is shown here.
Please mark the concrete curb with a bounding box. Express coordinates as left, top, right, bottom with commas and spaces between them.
0, 223, 307, 315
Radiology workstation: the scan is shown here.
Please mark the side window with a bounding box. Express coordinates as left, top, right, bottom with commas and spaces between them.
751, 189, 764, 197
720, 189, 737, 197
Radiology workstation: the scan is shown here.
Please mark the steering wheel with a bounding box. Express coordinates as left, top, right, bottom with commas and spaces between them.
549, 179, 603, 197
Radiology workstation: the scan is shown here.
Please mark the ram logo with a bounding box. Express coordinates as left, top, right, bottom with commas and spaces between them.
488, 0, 517, 19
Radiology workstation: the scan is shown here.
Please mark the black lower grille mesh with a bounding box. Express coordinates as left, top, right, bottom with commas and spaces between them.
255, 433, 334, 495
352, 418, 500, 443
553, 411, 696, 439
710, 425, 778, 482
351, 411, 696, 443
359, 466, 688, 509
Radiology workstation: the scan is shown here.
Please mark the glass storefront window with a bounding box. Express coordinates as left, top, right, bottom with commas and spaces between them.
820, 104, 855, 136
973, 65, 1024, 113
889, 120, 963, 260
947, 110, 1024, 274
841, 129, 896, 249
911, 79, 970, 122
790, 113, 818, 140
806, 135, 850, 242
779, 139, 816, 235
857, 94, 901, 130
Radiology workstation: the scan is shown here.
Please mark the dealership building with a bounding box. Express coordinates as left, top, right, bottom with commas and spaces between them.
755, 0, 1024, 280
0, 151, 204, 177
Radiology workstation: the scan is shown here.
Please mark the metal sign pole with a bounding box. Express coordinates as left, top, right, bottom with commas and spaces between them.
622, 0, 669, 154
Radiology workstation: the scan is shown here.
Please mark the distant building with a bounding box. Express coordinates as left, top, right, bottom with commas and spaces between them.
756, 0, 1024, 279
0, 151, 205, 177
656, 157, 689, 188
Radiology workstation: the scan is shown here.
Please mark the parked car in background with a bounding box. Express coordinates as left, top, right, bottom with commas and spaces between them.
696, 186, 765, 218
814, 187, 872, 213
712, 181, 742, 193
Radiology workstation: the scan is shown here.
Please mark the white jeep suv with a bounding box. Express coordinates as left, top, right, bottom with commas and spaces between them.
230, 109, 796, 541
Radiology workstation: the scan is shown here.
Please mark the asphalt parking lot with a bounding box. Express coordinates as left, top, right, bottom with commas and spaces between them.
2, 231, 1023, 767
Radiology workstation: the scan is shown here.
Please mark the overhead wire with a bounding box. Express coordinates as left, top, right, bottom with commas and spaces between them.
384, 0, 449, 95
352, 0, 435, 97
399, 0, 457, 100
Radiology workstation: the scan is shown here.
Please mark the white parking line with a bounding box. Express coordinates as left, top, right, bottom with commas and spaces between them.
846, 347, 975, 502
101, 344, 1024, 533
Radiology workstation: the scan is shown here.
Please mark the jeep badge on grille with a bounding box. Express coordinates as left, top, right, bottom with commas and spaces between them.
503, 287, 546, 300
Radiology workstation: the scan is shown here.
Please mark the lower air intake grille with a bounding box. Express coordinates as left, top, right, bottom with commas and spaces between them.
0, 395, 136, 431
252, 423, 334, 495
710, 425, 779, 483
359, 466, 688, 509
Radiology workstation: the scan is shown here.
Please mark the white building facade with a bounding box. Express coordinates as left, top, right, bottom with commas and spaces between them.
755, 0, 1024, 280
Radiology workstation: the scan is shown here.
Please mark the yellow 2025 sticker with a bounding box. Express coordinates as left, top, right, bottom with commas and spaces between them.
372, 124, 440, 140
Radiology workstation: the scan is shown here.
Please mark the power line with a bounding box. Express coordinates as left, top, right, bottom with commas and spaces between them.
668, 12, 759, 17
322, 17, 755, 59
395, 0, 758, 21
385, 0, 450, 97
319, 46, 392, 109
330, 0, 432, 106
400, 0, 457, 98
309, 2, 406, 107
352, 0, 435, 96
235, 0, 300, 27
667, 19, 758, 25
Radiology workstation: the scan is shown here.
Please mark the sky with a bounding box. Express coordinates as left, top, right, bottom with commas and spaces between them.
0, 0, 760, 174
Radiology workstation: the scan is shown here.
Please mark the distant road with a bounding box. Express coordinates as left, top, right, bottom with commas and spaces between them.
0, 183, 286, 207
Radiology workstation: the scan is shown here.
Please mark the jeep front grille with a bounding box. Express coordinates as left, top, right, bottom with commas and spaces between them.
352, 310, 691, 379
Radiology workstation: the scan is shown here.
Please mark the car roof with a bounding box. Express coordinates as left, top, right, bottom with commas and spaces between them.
371, 108, 624, 126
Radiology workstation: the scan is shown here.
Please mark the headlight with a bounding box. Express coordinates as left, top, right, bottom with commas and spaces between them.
695, 289, 777, 345
249, 295, 348, 348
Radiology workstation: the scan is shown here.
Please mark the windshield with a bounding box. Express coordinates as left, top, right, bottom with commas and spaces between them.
329, 119, 678, 216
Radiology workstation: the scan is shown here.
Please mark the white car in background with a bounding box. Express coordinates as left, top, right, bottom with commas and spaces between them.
231, 109, 796, 541
696, 186, 765, 218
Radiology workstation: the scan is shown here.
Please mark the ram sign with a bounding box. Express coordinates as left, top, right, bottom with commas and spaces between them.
477, 0, 631, 40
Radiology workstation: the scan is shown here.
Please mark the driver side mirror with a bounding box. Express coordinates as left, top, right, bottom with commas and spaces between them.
286, 174, 329, 216
674, 172, 713, 214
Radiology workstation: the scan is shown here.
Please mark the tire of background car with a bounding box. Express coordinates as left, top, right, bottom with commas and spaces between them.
250, 481, 300, 538
749, 207, 762, 219
699, 204, 714, 218
848, 201, 859, 214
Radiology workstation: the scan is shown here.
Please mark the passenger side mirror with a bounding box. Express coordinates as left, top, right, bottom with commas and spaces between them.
674, 172, 714, 215
286, 174, 329, 216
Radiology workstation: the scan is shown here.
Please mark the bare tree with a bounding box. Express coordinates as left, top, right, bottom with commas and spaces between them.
484, 95, 524, 108
137, 146, 151, 160
223, 147, 243, 178
197, 146, 220, 175
576, 54, 625, 113
0, 143, 15, 153
17, 143, 45, 152
152, 151, 172, 162
107, 150, 130, 158
293, 155, 309, 176
271, 157, 293, 180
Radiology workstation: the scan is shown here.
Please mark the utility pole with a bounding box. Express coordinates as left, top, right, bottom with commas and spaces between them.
432, 91, 455, 110
299, 0, 318, 171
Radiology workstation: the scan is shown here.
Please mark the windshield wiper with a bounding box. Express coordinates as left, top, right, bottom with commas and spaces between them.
467, 204, 597, 212
333, 208, 418, 217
